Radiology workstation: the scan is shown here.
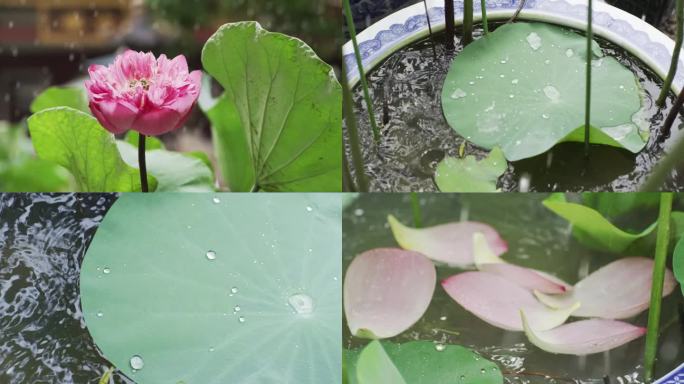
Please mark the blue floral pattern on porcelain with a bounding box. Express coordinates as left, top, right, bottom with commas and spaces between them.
343, 0, 684, 89
655, 363, 684, 384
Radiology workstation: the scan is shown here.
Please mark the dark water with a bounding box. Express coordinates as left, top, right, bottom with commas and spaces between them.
342, 194, 684, 383
0, 194, 133, 384
346, 25, 684, 192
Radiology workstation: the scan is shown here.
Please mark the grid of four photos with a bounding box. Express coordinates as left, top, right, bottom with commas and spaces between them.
1, 0, 684, 383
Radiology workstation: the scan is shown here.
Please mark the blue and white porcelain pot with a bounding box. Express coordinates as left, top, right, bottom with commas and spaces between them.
342, 0, 684, 97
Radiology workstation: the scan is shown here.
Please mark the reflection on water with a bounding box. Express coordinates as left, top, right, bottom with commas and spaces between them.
0, 193, 132, 383
342, 194, 684, 383
346, 27, 684, 192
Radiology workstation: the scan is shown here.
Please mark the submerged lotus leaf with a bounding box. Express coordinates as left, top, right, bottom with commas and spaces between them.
80, 194, 341, 383
348, 341, 502, 384
442, 22, 646, 161
435, 147, 507, 192
202, 22, 342, 192
543, 194, 656, 253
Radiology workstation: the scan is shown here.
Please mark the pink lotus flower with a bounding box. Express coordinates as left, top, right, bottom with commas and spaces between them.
85, 50, 201, 136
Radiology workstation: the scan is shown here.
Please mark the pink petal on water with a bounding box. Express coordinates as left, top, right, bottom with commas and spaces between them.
521, 311, 646, 355
441, 271, 578, 331
388, 215, 507, 267
473, 233, 571, 294
534, 257, 677, 319
344, 248, 436, 339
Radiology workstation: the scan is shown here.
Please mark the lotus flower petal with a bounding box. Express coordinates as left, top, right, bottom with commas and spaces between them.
344, 248, 436, 339
473, 233, 571, 294
521, 311, 646, 355
388, 215, 507, 267
442, 271, 579, 331
534, 257, 677, 319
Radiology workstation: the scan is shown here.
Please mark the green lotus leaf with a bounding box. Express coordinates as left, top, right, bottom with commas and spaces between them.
347, 341, 502, 384
435, 147, 507, 192
80, 194, 341, 383
116, 141, 215, 192
202, 21, 342, 192
27, 107, 155, 192
442, 22, 646, 161
543, 194, 656, 252
124, 131, 165, 151
30, 86, 89, 113
674, 236, 684, 296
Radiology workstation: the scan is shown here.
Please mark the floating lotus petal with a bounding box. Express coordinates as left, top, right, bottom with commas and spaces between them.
521, 311, 646, 355
344, 248, 436, 339
442, 271, 578, 331
388, 215, 507, 267
534, 257, 676, 319
473, 233, 571, 294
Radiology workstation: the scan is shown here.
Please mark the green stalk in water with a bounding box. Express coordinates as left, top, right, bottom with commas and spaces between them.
410, 192, 422, 228
423, 0, 438, 58
343, 0, 380, 142
584, 0, 593, 157
480, 0, 489, 35
463, 0, 473, 45
445, 0, 456, 50
342, 63, 370, 192
643, 192, 673, 381
657, 0, 683, 107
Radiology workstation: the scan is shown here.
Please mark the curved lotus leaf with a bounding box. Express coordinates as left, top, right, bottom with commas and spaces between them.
534, 257, 677, 319
543, 194, 656, 253
442, 271, 579, 331
355, 341, 406, 384
349, 341, 502, 384
435, 147, 507, 192
80, 194, 341, 383
388, 215, 507, 267
202, 22, 342, 192
473, 233, 571, 294
521, 312, 645, 355
344, 248, 436, 339
442, 22, 646, 161
675, 237, 684, 296
30, 86, 89, 113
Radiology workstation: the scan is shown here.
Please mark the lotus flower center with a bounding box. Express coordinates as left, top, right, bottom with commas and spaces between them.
129, 78, 151, 91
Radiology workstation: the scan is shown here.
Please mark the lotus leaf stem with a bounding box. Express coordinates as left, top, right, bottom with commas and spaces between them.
657, 0, 683, 107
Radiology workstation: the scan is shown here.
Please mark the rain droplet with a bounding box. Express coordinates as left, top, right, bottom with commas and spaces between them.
103, 267, 111, 274
468, 81, 475, 86
435, 343, 446, 352
354, 208, 365, 217
511, 79, 519, 85
130, 355, 144, 370
480, 368, 486, 374
206, 250, 216, 260
542, 113, 550, 119
233, 305, 241, 313
499, 74, 505, 78
519, 173, 531, 192
450, 88, 467, 99
96, 311, 104, 318
209, 347, 215, 352
543, 85, 561, 103
508, 94, 515, 99
8, 21, 14, 29
565, 48, 574, 57
526, 32, 542, 50
288, 293, 314, 315
212, 197, 221, 204
440, 316, 447, 321
460, 375, 466, 380
238, 316, 246, 323
305, 206, 313, 212
230, 287, 239, 294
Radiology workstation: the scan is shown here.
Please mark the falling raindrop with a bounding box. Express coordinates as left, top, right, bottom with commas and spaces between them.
206, 250, 216, 260
68, 53, 75, 62
440, 316, 447, 321
129, 355, 144, 370
354, 208, 364, 216
8, 21, 14, 29
288, 293, 314, 315
519, 173, 531, 192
